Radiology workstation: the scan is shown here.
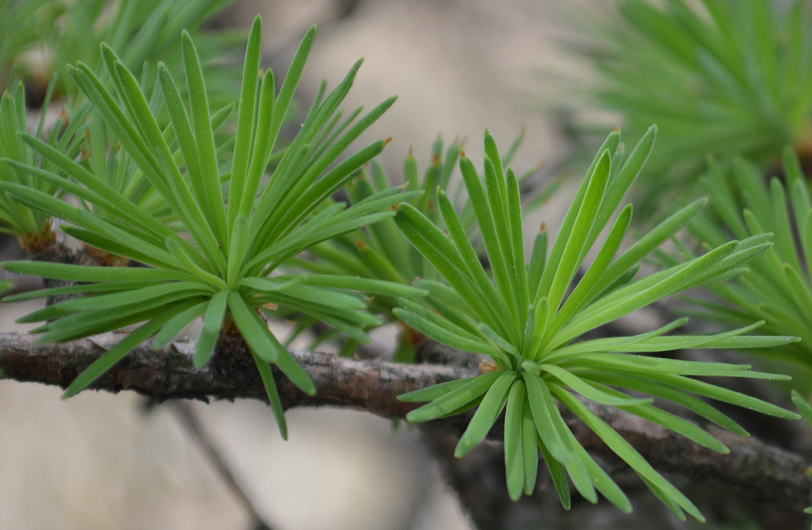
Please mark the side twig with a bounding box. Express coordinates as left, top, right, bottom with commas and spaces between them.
169, 401, 274, 530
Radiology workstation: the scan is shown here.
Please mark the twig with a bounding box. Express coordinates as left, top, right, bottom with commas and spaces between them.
169, 401, 274, 530
0, 331, 810, 513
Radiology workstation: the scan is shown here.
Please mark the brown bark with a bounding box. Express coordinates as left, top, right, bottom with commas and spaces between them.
0, 331, 810, 514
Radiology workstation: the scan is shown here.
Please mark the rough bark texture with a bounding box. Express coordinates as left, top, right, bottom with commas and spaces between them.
0, 331, 464, 414
1, 331, 810, 515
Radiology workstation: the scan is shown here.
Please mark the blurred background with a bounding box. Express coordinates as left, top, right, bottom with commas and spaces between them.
0, 1, 614, 529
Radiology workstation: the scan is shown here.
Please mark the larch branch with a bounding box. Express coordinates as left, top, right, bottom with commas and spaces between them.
0, 331, 810, 512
